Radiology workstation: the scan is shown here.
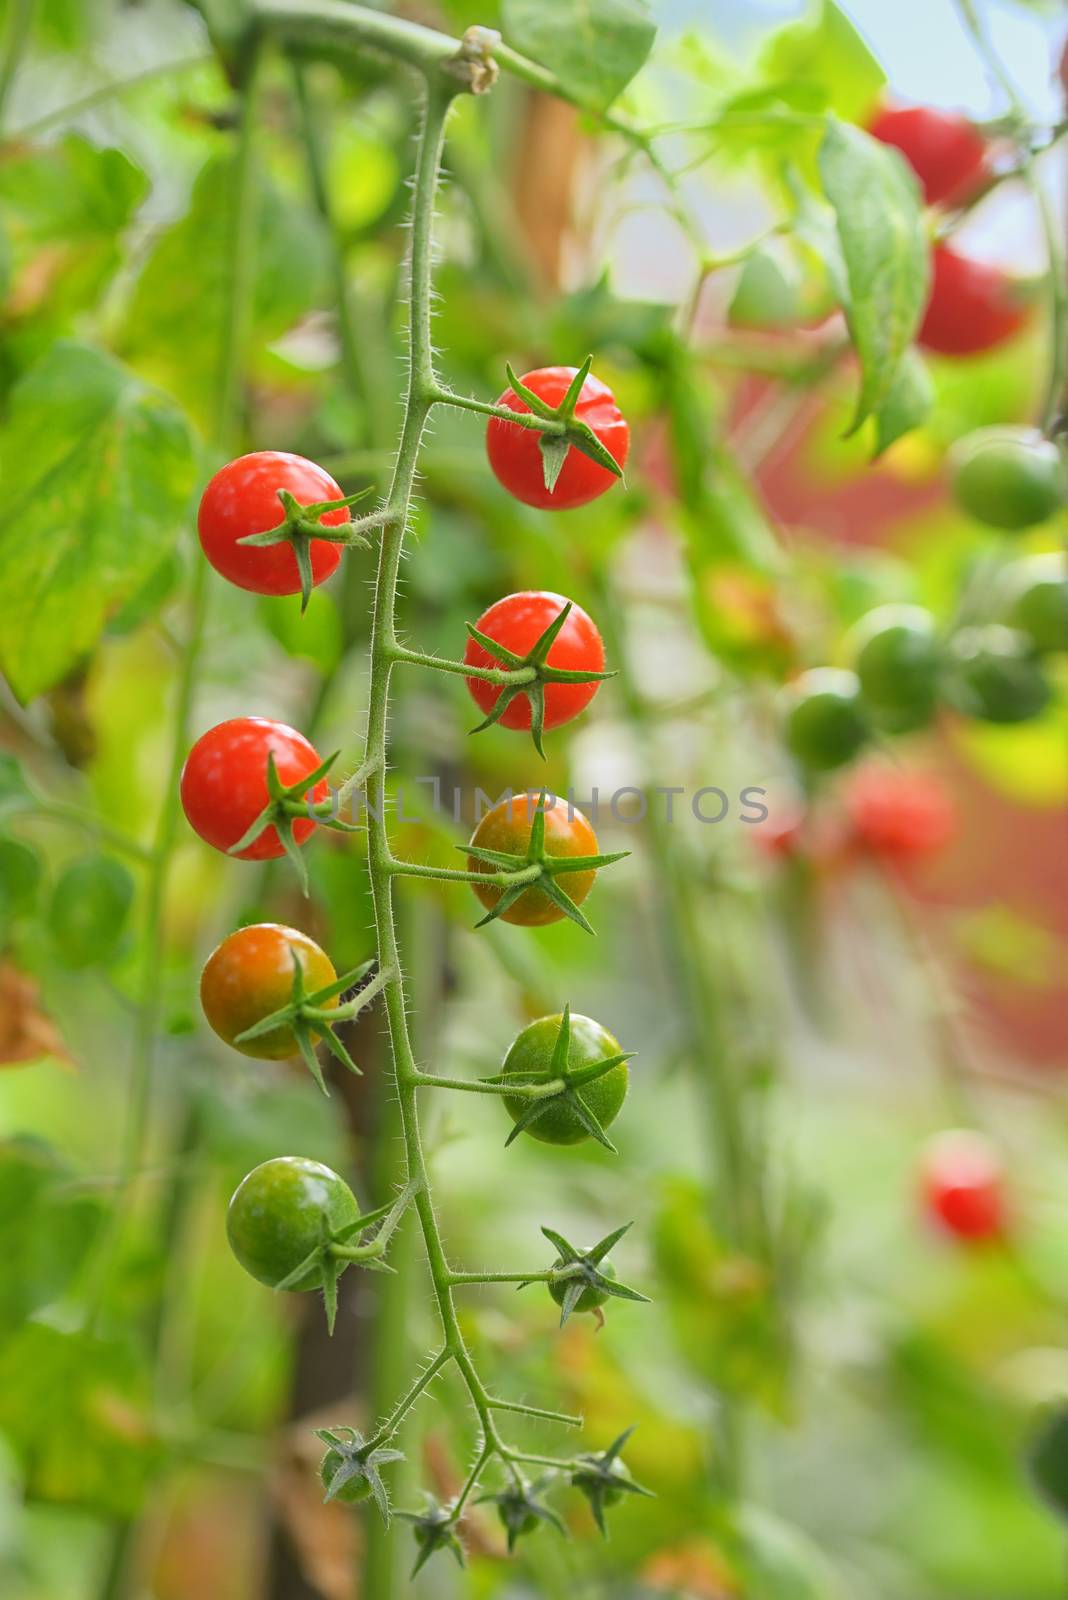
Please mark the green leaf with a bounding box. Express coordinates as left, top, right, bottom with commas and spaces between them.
0, 838, 43, 926
258, 588, 343, 676
758, 0, 885, 121
122, 156, 328, 428
0, 1138, 102, 1338
501, 0, 656, 111
817, 119, 929, 433
0, 755, 32, 816
1029, 1407, 1068, 1521
0, 1321, 159, 1517
48, 855, 135, 969
872, 346, 934, 456
0, 136, 148, 328
0, 342, 198, 702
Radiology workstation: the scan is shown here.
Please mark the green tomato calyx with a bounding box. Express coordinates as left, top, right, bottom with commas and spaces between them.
225, 746, 359, 893
395, 1496, 466, 1576
528, 1222, 650, 1326
502, 355, 625, 496
235, 484, 377, 610
232, 953, 381, 1094
569, 1425, 654, 1536
475, 1476, 567, 1552
486, 1005, 634, 1149
316, 1426, 404, 1523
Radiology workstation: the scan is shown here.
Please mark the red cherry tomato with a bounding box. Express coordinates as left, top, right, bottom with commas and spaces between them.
463, 591, 605, 733
868, 103, 987, 208
921, 1130, 1006, 1243
198, 451, 349, 596
180, 717, 329, 860
844, 766, 956, 862
918, 245, 1030, 357
485, 367, 629, 511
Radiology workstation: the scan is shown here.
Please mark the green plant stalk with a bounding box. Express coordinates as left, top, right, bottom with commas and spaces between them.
953, 0, 1068, 432
354, 70, 557, 1524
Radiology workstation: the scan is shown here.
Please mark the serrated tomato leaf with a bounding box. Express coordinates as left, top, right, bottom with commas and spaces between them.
0, 342, 198, 702
817, 119, 929, 434
501, 0, 655, 111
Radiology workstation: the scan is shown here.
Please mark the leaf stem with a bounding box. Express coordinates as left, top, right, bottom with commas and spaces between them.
389, 643, 537, 685
411, 1074, 564, 1099
448, 1270, 553, 1285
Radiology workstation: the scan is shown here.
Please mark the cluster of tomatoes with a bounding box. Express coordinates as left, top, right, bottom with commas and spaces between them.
181, 368, 636, 1322
870, 102, 1032, 357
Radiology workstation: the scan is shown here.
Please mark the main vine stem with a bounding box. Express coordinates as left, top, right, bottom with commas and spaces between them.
360, 69, 521, 1509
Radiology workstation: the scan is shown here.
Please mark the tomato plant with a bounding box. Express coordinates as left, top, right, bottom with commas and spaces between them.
497, 1009, 630, 1147
951, 427, 1064, 531
226, 1156, 361, 1290
200, 923, 338, 1059
3, 0, 1068, 1595
783, 669, 869, 771
850, 604, 941, 732
485, 366, 629, 510
868, 103, 988, 207
465, 794, 615, 929
919, 245, 1031, 357
463, 591, 607, 740
179, 716, 331, 862
921, 1131, 1007, 1243
1005, 554, 1068, 654
198, 451, 357, 599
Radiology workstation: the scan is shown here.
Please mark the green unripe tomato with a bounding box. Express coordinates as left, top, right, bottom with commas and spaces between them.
950, 427, 1064, 532
550, 1257, 616, 1315
944, 625, 1051, 724
320, 1450, 373, 1504
1003, 553, 1068, 655
501, 1013, 628, 1147
783, 669, 868, 771
226, 1156, 360, 1290
849, 605, 940, 731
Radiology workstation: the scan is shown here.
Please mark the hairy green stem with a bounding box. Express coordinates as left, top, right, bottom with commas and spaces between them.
358, 70, 528, 1525
389, 643, 537, 684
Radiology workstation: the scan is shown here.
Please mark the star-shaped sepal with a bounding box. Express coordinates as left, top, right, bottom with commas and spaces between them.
523, 1221, 651, 1326
475, 1477, 567, 1553
463, 796, 628, 934
315, 1427, 405, 1523
395, 1496, 465, 1577
234, 955, 377, 1095
272, 1183, 395, 1335
466, 599, 615, 758
226, 748, 360, 894
236, 484, 376, 611
569, 1426, 653, 1536
485, 1004, 634, 1151
503, 355, 624, 498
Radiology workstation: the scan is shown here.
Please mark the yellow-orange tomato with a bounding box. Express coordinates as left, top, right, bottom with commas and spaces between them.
200, 923, 337, 1060
467, 794, 598, 927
